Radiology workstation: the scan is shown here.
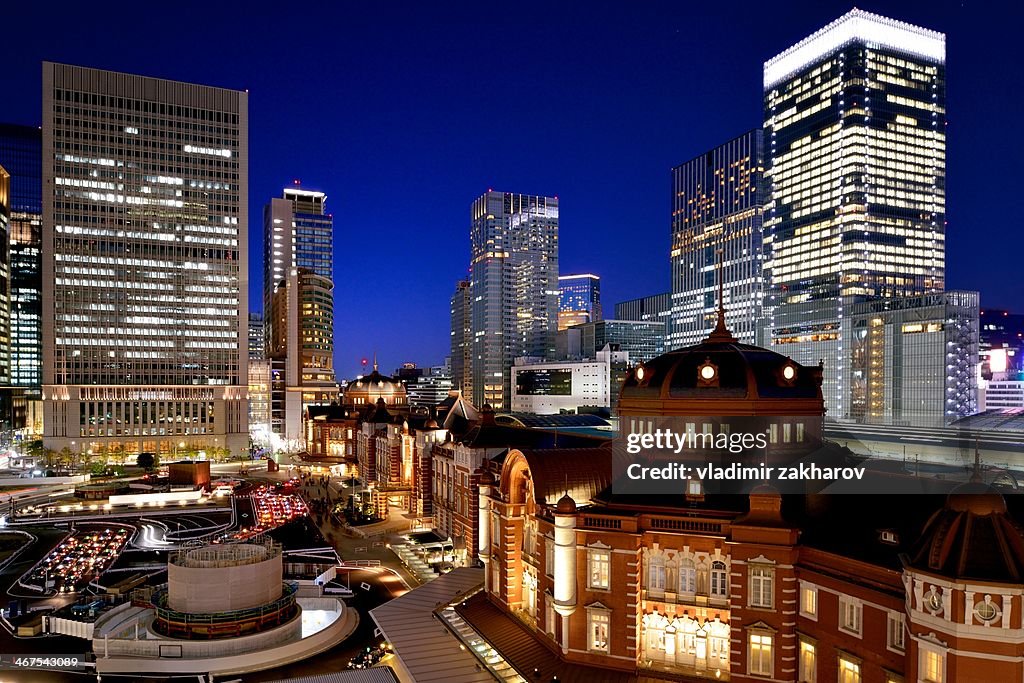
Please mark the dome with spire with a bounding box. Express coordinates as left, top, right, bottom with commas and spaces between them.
343, 357, 407, 407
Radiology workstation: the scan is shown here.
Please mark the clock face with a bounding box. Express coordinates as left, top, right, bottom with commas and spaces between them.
700, 364, 716, 380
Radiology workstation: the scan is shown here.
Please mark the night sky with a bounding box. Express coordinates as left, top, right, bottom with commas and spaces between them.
5, 1, 1020, 379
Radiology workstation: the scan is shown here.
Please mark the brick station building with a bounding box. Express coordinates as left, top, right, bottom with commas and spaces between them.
466, 313, 1024, 682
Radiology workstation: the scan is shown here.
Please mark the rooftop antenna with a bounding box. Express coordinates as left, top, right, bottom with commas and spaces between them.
707, 248, 736, 342
373, 351, 378, 373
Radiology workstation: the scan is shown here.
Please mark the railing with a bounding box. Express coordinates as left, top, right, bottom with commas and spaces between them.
582, 516, 623, 529
649, 517, 724, 534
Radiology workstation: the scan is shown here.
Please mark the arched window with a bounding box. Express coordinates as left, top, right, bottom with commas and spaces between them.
710, 560, 728, 598
679, 557, 696, 594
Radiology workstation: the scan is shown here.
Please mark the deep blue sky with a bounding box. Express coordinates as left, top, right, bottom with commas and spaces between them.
6, 1, 1021, 379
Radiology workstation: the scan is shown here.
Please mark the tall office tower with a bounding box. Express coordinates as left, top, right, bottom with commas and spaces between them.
263, 184, 336, 443
0, 167, 12, 431
469, 191, 558, 409
42, 63, 249, 457
558, 273, 601, 330
248, 312, 265, 360
670, 130, 766, 348
449, 279, 472, 397
0, 124, 43, 403
763, 11, 946, 418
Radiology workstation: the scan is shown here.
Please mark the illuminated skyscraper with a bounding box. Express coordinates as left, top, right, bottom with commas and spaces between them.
42, 63, 249, 456
0, 166, 12, 432
263, 185, 336, 443
0, 124, 43, 402
763, 10, 946, 418
469, 191, 559, 409
670, 130, 766, 347
558, 273, 601, 331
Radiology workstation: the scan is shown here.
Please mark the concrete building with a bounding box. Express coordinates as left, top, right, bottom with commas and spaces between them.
614, 291, 672, 330
670, 130, 766, 347
981, 381, 1024, 411
510, 346, 629, 415
449, 279, 472, 398
0, 165, 20, 436
764, 10, 947, 420
846, 291, 978, 426
468, 191, 559, 409
41, 63, 249, 457
558, 273, 601, 331
249, 312, 265, 361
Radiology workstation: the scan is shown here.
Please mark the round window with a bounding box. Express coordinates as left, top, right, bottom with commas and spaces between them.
975, 600, 998, 622
926, 591, 943, 612
700, 364, 716, 381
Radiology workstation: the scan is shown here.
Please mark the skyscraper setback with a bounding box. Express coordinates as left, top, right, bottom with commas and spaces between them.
41, 63, 249, 456
469, 191, 558, 409
763, 10, 947, 418
670, 130, 766, 347
558, 273, 601, 331
262, 185, 337, 442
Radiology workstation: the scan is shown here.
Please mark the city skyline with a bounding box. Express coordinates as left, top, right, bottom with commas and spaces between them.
4, 1, 1020, 377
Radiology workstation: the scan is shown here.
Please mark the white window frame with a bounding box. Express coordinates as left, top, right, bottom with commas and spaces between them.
749, 565, 773, 608
544, 536, 554, 578
710, 560, 728, 599
886, 611, 905, 652
587, 547, 611, 590
748, 631, 774, 677
799, 581, 818, 620
544, 593, 556, 638
587, 607, 611, 653
648, 557, 666, 592
838, 596, 863, 637
679, 557, 696, 594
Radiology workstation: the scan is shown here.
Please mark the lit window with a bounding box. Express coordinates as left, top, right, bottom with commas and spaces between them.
799, 639, 816, 682
749, 632, 773, 676
588, 609, 610, 652
839, 596, 862, 636
545, 596, 556, 637
588, 548, 611, 590
800, 582, 818, 619
749, 565, 773, 608
921, 649, 944, 683
887, 611, 905, 651
544, 536, 554, 577
839, 656, 861, 683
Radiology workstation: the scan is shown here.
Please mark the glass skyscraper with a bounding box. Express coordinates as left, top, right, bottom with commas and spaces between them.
763, 10, 946, 418
42, 63, 249, 456
0, 124, 43, 399
670, 130, 766, 347
558, 273, 601, 331
449, 279, 472, 397
469, 191, 559, 409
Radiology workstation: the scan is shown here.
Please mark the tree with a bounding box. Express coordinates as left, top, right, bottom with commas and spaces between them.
137, 452, 155, 470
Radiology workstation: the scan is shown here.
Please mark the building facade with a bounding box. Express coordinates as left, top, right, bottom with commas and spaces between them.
764, 10, 947, 420
449, 279, 472, 397
42, 63, 249, 456
846, 291, 978, 426
469, 191, 559, 409
614, 291, 672, 330
670, 130, 766, 347
263, 185, 337, 443
510, 347, 629, 415
0, 124, 43, 403
559, 319, 665, 365
558, 273, 601, 331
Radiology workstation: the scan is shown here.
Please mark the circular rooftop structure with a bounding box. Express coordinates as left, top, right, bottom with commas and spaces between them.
618, 319, 825, 416
344, 369, 407, 406
166, 541, 285, 616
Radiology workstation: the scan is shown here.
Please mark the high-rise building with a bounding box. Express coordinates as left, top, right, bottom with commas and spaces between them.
42, 63, 249, 456
558, 273, 601, 331
248, 312, 265, 361
0, 165, 16, 435
559, 319, 665, 365
0, 124, 43, 402
449, 279, 472, 397
614, 292, 672, 331
469, 191, 558, 409
763, 10, 947, 419
670, 130, 766, 347
263, 185, 336, 443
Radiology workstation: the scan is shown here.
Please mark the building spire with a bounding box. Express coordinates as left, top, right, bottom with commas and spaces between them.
707, 248, 736, 342
373, 351, 378, 373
